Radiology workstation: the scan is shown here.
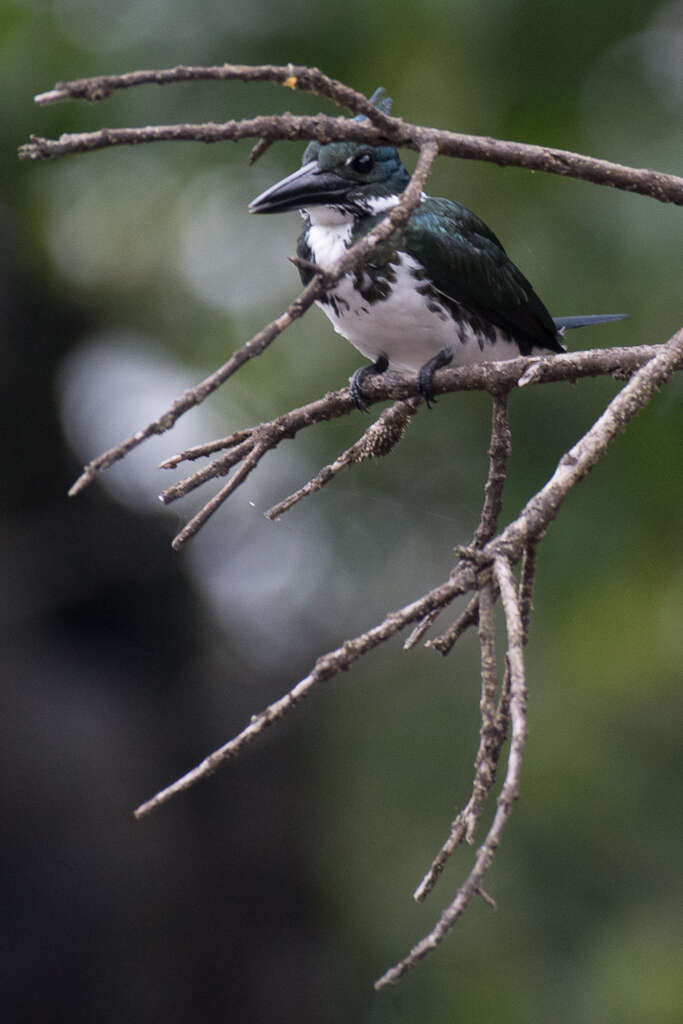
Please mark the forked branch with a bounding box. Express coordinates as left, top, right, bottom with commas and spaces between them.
132, 330, 682, 984
20, 63, 683, 205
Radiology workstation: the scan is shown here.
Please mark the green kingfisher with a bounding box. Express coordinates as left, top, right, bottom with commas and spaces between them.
249, 89, 626, 408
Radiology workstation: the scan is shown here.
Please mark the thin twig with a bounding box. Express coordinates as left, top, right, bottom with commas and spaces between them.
414, 582, 506, 902
161, 437, 255, 504
170, 442, 268, 550
249, 137, 274, 165
265, 398, 420, 520
168, 435, 263, 501
134, 560, 478, 819
403, 608, 442, 650
518, 545, 537, 644
160, 428, 253, 469
472, 393, 512, 548
414, 392, 510, 650
468, 581, 500, 841
68, 278, 325, 495
32, 63, 396, 129
20, 62, 683, 204
170, 397, 419, 545
426, 595, 481, 655
375, 555, 527, 988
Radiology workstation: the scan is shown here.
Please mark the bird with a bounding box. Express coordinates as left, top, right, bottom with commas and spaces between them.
249, 88, 627, 409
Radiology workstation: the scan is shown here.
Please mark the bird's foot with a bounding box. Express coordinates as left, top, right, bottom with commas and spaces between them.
418, 349, 453, 407
350, 355, 389, 412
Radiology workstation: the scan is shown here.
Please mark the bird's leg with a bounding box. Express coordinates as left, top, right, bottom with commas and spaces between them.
418, 348, 453, 407
350, 355, 389, 412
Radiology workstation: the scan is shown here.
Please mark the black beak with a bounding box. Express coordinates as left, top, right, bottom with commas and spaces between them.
249, 160, 351, 214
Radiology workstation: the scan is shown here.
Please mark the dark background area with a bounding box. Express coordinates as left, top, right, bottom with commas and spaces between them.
2, 1, 681, 1021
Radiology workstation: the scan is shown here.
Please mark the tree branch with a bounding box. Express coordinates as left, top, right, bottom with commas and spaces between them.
32, 63, 395, 127
473, 393, 512, 548
375, 555, 527, 988
264, 397, 421, 521
134, 328, 681, 819
158, 343, 678, 550
20, 62, 683, 204
131, 328, 681, 980
133, 560, 478, 820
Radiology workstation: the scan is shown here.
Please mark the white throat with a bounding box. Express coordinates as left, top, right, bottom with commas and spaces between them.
302, 194, 404, 270
303, 206, 354, 269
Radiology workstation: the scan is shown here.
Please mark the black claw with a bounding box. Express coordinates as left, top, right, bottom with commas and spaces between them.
350, 355, 389, 412
418, 349, 453, 407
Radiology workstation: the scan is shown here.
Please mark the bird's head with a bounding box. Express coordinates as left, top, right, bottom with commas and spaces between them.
248, 88, 409, 218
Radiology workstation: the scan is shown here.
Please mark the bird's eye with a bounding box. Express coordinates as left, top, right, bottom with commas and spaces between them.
351, 152, 374, 174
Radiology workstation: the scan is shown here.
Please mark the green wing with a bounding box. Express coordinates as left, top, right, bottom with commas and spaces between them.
402, 198, 563, 354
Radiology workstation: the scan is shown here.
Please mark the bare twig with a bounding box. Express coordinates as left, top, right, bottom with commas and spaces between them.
265, 398, 421, 520
472, 394, 512, 548
170, 442, 269, 550
426, 595, 481, 655
168, 334, 680, 551
414, 584, 507, 902
422, 590, 499, 875
159, 428, 253, 469
134, 560, 478, 819
32, 63, 395, 128
21, 63, 683, 204
68, 278, 326, 496
403, 608, 442, 650
415, 412, 526, 899
248, 137, 274, 165
468, 580, 500, 843
518, 545, 537, 644
497, 330, 683, 554
170, 397, 418, 545
375, 555, 527, 988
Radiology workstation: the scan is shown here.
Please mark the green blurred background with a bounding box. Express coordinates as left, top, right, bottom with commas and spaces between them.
2, 1, 681, 1021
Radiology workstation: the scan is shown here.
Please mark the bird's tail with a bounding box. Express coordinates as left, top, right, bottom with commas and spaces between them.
553, 313, 629, 334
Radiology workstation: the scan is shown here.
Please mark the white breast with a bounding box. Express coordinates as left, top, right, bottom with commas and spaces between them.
303, 210, 527, 374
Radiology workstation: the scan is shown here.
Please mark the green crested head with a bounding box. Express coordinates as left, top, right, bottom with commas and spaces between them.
249, 87, 409, 216
301, 85, 394, 166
